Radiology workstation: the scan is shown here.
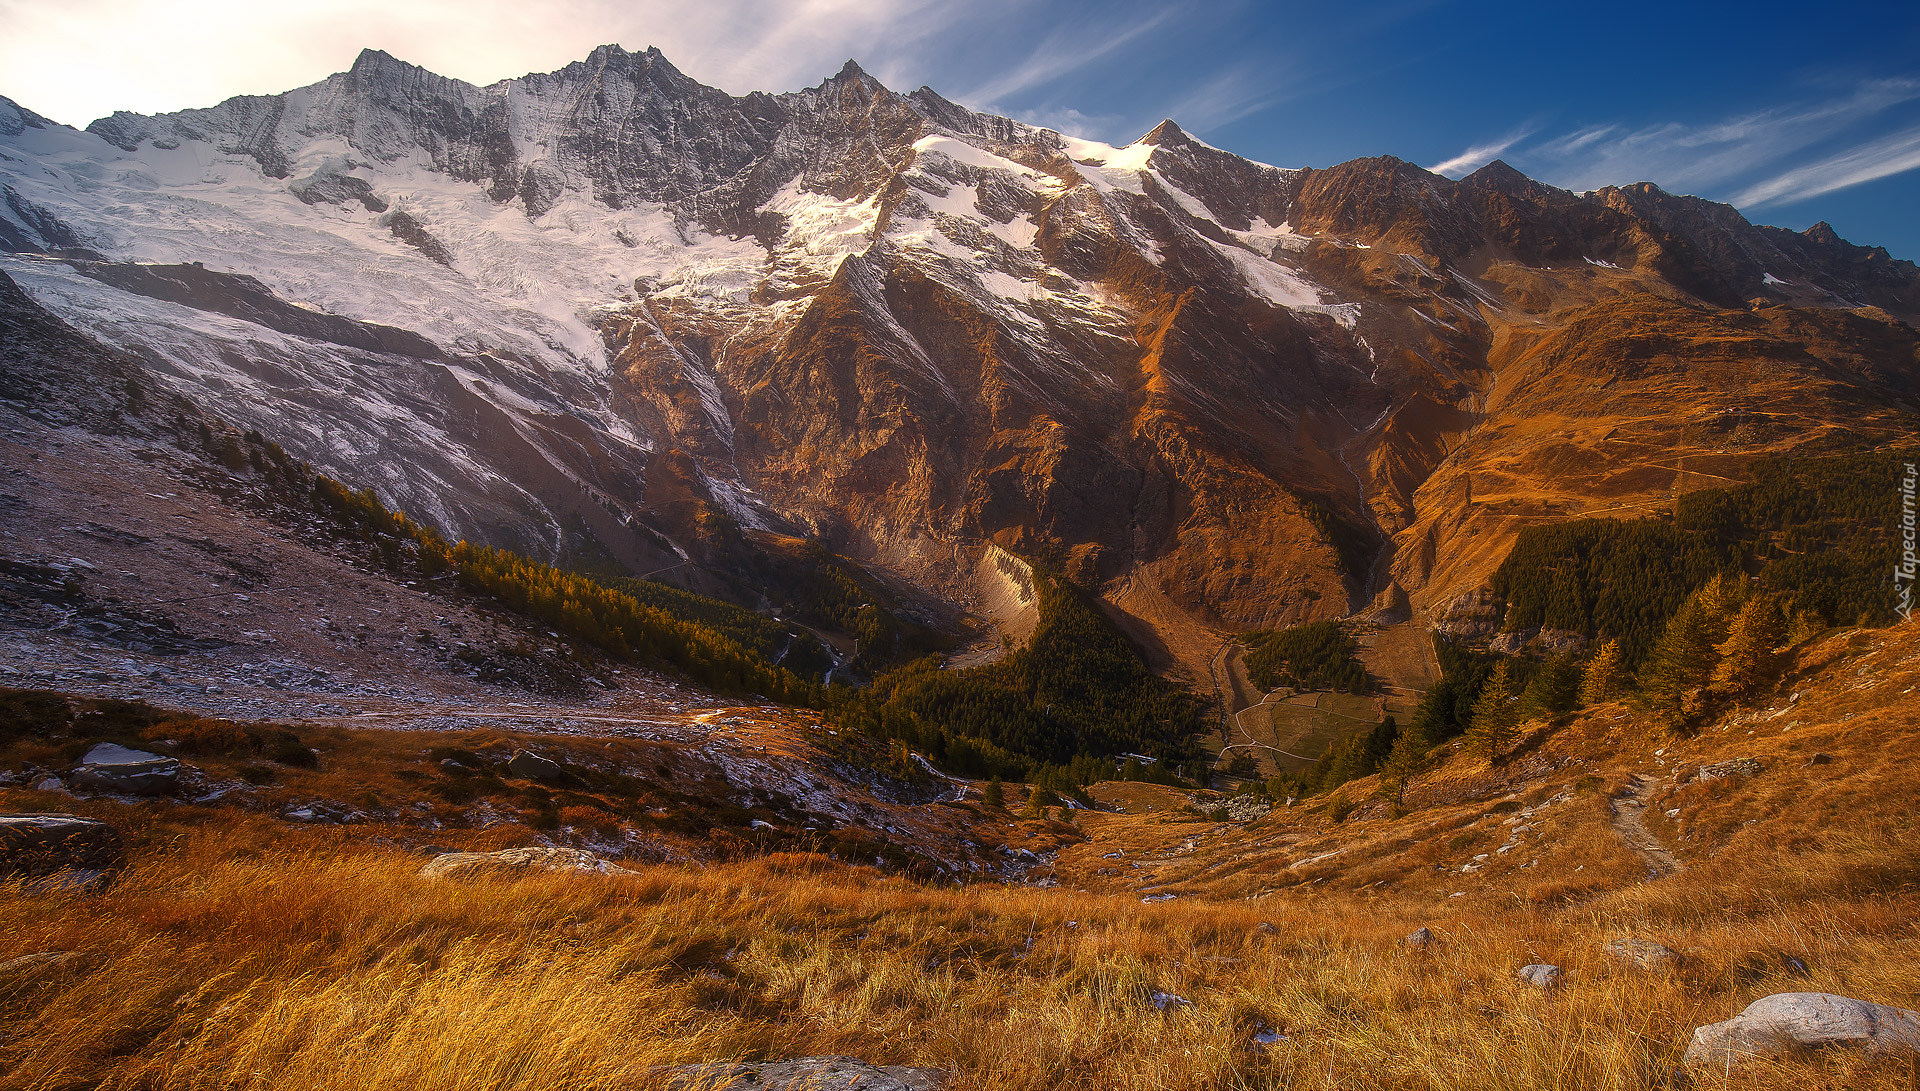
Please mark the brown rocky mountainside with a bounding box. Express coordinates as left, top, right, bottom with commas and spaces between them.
2, 49, 1917, 671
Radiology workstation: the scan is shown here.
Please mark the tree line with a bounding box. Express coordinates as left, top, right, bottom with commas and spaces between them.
829, 571, 1209, 785
1290, 447, 1915, 807
189, 420, 1211, 793
1241, 620, 1371, 693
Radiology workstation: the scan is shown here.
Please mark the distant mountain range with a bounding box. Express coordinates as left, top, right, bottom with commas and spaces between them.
4, 45, 1916, 672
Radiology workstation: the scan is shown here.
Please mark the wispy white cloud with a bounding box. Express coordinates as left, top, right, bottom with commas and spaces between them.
1732, 123, 1920, 206
956, 6, 1178, 109
1016, 106, 1125, 140
1428, 129, 1534, 176
1516, 78, 1920, 197
1159, 61, 1292, 136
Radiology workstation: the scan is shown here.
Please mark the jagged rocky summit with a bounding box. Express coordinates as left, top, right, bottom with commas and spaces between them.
3, 46, 1917, 663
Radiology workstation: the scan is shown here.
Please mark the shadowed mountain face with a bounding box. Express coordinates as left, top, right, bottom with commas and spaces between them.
2, 48, 1916, 657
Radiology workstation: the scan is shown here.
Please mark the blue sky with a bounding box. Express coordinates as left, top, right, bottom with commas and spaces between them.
4, 0, 1917, 258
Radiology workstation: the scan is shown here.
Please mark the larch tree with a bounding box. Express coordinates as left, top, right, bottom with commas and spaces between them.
1522, 653, 1582, 718
1465, 660, 1521, 764
1712, 594, 1787, 695
1641, 574, 1746, 697
1579, 639, 1625, 705
1375, 718, 1430, 807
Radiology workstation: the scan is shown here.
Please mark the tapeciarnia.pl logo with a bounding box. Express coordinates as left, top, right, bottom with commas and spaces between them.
1899, 461, 1917, 621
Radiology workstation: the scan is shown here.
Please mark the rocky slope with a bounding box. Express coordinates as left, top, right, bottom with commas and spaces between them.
3, 47, 1917, 664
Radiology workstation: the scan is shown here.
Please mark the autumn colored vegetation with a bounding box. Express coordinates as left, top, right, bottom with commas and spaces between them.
836, 573, 1209, 783
190, 423, 1206, 789
1289, 448, 1915, 802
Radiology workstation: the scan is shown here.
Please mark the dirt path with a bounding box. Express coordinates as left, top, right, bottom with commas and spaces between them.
1609, 774, 1684, 878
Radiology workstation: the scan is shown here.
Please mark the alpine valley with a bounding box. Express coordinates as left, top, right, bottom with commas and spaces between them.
3, 44, 1920, 1091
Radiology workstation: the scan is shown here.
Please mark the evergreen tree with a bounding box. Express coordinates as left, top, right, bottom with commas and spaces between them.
1787, 608, 1825, 645
983, 777, 1004, 809
1465, 661, 1520, 764
1640, 574, 1745, 697
1712, 594, 1787, 695
1242, 621, 1368, 691
1522, 653, 1581, 718
1019, 788, 1045, 819
1578, 640, 1625, 706
1375, 718, 1429, 807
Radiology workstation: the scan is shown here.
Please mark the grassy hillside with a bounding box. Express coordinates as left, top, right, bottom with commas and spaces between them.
7, 609, 1919, 1091
188, 420, 829, 706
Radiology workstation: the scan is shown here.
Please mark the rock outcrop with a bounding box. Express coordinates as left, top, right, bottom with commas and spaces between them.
1604, 937, 1680, 970
664, 1056, 948, 1091
0, 813, 124, 891
69, 742, 180, 796
417, 846, 635, 881
1684, 993, 1920, 1065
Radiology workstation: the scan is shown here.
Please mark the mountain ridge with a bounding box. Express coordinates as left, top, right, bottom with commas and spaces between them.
2, 47, 1917, 682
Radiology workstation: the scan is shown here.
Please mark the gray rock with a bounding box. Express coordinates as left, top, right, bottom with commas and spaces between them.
1684, 993, 1920, 1065
664, 1056, 948, 1091
506, 749, 565, 785
70, 742, 180, 795
19, 868, 115, 894
1404, 927, 1437, 949
1605, 937, 1679, 969
284, 802, 356, 824
1489, 630, 1532, 656
0, 813, 123, 890
418, 846, 634, 881
1692, 757, 1763, 783
1222, 796, 1271, 823
1518, 964, 1564, 989
1533, 629, 1588, 655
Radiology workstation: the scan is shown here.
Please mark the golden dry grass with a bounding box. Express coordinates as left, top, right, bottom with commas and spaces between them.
4, 621, 1919, 1091
3, 800, 1918, 1091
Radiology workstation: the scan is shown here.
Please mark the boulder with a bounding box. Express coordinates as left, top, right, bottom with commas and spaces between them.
1684, 993, 1920, 1065
69, 743, 179, 796
664, 1056, 948, 1091
0, 813, 123, 891
1403, 927, 1437, 949
418, 846, 634, 881
1605, 937, 1679, 969
1518, 964, 1564, 990
506, 749, 565, 785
